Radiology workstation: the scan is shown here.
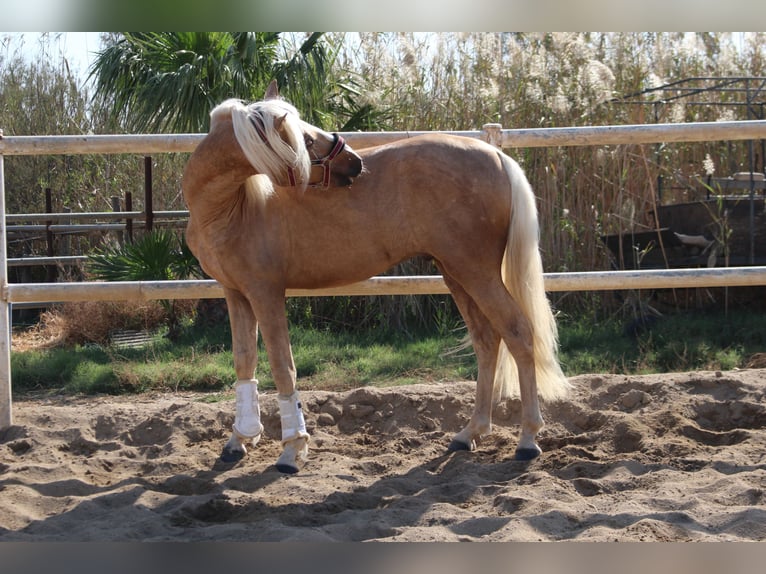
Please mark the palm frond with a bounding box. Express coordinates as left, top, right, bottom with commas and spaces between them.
88, 32, 393, 134
88, 230, 199, 282
88, 32, 281, 133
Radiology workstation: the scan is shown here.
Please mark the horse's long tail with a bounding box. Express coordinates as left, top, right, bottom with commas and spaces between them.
493, 153, 571, 402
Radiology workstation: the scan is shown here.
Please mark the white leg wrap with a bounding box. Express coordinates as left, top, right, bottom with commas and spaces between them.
278, 391, 309, 445
232, 379, 264, 439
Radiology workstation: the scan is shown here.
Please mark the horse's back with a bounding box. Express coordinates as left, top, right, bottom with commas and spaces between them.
356, 133, 512, 214
359, 132, 501, 159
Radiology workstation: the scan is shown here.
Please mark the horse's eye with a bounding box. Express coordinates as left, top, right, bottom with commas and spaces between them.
305, 136, 315, 148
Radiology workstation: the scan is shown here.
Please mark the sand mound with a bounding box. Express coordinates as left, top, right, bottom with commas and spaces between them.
2, 368, 765, 541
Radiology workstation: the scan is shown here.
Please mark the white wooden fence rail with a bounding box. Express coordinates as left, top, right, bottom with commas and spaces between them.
2, 119, 766, 427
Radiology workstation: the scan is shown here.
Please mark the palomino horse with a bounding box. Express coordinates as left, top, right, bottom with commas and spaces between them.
182, 82, 571, 474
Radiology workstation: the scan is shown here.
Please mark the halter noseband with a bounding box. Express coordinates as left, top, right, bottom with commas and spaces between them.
249, 114, 346, 188
311, 132, 347, 188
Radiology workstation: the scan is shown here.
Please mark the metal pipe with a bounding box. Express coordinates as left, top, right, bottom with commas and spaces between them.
5, 267, 766, 304
0, 151, 11, 428
4, 210, 187, 222
7, 256, 88, 267
2, 121, 766, 155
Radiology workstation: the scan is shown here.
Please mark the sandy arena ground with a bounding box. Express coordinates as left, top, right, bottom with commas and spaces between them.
2, 368, 766, 541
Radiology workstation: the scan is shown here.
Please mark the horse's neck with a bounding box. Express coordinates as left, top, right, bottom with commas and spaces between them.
183, 150, 256, 217
190, 185, 253, 236
183, 116, 262, 216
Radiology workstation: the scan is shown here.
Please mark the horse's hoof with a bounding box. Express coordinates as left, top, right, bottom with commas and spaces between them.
447, 439, 473, 452
275, 463, 300, 474
514, 447, 541, 461
220, 447, 245, 463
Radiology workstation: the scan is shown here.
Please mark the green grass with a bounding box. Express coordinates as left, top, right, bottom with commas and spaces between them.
557, 309, 766, 375
10, 309, 765, 397
10, 321, 476, 396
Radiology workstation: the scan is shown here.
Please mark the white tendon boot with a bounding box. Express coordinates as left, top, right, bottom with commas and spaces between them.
233, 378, 264, 439
275, 391, 310, 474
221, 379, 264, 463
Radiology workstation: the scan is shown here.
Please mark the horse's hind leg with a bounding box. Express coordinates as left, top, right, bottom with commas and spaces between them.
442, 273, 501, 452
442, 268, 544, 460
221, 287, 264, 463
477, 284, 544, 460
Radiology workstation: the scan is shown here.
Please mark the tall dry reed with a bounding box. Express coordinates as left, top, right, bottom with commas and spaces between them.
338, 32, 766, 314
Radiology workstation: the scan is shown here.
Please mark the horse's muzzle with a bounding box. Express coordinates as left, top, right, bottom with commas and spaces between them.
324, 138, 363, 187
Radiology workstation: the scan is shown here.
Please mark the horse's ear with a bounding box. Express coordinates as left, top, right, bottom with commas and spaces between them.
273, 113, 289, 132
264, 80, 279, 100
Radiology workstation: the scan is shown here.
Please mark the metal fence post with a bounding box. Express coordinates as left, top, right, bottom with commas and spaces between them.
0, 137, 13, 427
144, 156, 153, 232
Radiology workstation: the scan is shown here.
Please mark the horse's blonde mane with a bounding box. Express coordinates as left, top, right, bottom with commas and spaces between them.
210, 98, 311, 202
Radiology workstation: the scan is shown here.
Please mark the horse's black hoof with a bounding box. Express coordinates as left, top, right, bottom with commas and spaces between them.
275, 463, 299, 474
220, 447, 245, 463
447, 439, 472, 452
514, 447, 541, 461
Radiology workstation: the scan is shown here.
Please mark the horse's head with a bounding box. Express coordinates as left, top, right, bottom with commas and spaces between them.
225, 81, 363, 189
263, 81, 363, 189
294, 116, 363, 188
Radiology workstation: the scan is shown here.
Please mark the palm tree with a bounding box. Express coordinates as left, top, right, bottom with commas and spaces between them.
88, 32, 390, 133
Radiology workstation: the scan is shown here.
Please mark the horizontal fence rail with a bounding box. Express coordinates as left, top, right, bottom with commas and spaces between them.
5, 210, 189, 222
4, 267, 766, 304
5, 211, 189, 234
7, 222, 186, 233
4, 211, 190, 264
0, 133, 204, 155
3, 119, 766, 428
2, 120, 766, 155
7, 255, 88, 267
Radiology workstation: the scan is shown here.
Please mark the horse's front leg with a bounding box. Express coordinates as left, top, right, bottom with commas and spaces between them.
253, 293, 310, 474
221, 288, 264, 463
